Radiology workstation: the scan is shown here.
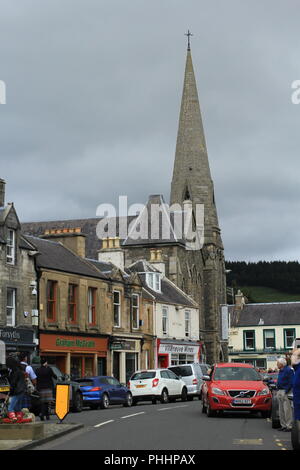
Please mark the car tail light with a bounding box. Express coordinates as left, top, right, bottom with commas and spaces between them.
193, 379, 198, 385
89, 387, 102, 392
152, 378, 159, 387
127, 382, 130, 389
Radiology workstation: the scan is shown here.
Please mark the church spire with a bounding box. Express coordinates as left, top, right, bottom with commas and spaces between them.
170, 41, 221, 246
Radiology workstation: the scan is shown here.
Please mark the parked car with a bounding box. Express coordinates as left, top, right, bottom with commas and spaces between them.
168, 363, 209, 400
201, 362, 272, 418
76, 376, 132, 409
128, 369, 188, 405
32, 364, 83, 413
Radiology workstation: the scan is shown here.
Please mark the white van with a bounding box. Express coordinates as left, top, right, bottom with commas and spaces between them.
168, 363, 210, 400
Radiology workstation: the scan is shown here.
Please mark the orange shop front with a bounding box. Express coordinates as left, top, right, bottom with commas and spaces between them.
39, 333, 108, 379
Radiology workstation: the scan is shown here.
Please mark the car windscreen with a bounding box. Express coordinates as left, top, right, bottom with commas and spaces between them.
76, 379, 94, 386
214, 367, 261, 381
131, 372, 156, 380
168, 366, 193, 377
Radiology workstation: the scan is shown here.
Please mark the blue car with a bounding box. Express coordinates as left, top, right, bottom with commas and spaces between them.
76, 376, 133, 410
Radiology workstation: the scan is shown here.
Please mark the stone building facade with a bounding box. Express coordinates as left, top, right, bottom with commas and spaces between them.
0, 178, 38, 358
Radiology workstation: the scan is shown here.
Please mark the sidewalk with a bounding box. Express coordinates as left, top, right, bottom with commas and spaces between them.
0, 421, 84, 450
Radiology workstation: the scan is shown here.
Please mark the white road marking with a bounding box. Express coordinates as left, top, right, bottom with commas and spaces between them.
121, 412, 145, 419
157, 405, 188, 411
233, 439, 263, 446
94, 420, 114, 428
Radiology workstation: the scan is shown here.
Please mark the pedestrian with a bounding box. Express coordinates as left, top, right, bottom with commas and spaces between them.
6, 356, 26, 422
19, 351, 37, 409
291, 348, 300, 422
276, 357, 294, 432
35, 357, 57, 421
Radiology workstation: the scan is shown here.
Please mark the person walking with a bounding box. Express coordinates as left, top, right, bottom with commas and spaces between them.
276, 357, 294, 432
6, 356, 26, 422
35, 357, 57, 421
19, 351, 37, 409
291, 348, 300, 422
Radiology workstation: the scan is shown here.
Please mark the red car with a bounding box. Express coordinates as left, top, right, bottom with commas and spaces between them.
201, 362, 272, 418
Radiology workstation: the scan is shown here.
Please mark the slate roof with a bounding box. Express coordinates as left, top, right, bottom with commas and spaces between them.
24, 235, 108, 280
229, 302, 300, 327
21, 216, 137, 260
127, 259, 197, 308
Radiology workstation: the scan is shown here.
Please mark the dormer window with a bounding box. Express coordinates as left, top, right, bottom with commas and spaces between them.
6, 229, 16, 265
146, 272, 161, 292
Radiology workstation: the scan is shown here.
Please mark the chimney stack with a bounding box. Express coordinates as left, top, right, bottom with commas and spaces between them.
42, 228, 86, 258
0, 179, 6, 208
98, 237, 124, 271
149, 249, 165, 275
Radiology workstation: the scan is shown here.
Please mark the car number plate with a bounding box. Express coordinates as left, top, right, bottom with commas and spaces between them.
136, 384, 146, 388
0, 387, 9, 392
233, 399, 252, 404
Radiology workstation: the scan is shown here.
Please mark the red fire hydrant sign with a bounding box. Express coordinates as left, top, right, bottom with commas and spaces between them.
55, 384, 70, 422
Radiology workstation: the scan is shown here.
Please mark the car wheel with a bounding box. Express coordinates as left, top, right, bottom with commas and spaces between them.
72, 392, 83, 413
132, 398, 138, 406
181, 387, 188, 402
206, 398, 217, 417
291, 420, 300, 451
187, 396, 194, 401
99, 393, 110, 409
160, 389, 169, 404
261, 409, 271, 419
123, 392, 133, 407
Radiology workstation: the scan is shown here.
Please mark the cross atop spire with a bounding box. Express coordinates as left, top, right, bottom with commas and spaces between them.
185, 30, 193, 51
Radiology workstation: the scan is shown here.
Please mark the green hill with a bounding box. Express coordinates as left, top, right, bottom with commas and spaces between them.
232, 286, 300, 304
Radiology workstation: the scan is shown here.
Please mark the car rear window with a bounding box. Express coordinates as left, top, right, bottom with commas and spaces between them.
214, 367, 261, 381
76, 379, 95, 386
131, 372, 156, 380
168, 366, 193, 377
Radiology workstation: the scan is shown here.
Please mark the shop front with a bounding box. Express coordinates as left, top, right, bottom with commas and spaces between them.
0, 326, 37, 359
110, 337, 141, 384
39, 333, 108, 379
157, 339, 201, 367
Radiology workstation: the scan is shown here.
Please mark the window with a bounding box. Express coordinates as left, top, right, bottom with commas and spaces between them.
113, 291, 121, 327
243, 330, 255, 350
146, 273, 161, 292
185, 310, 190, 337
170, 354, 194, 365
132, 294, 139, 329
68, 284, 77, 323
88, 287, 97, 325
6, 229, 16, 265
7, 288, 16, 326
47, 281, 57, 322
162, 306, 168, 335
284, 328, 296, 349
263, 329, 275, 349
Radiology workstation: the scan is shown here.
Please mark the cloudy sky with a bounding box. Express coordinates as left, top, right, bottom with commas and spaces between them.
1, 0, 300, 262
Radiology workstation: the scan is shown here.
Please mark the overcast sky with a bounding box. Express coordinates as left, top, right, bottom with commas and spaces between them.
1, 0, 300, 262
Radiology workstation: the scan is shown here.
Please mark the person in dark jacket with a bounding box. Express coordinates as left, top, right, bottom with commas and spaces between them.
35, 357, 57, 421
6, 356, 26, 422
276, 357, 294, 432
291, 348, 300, 421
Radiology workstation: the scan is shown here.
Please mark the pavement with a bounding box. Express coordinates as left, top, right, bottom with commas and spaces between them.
0, 420, 84, 450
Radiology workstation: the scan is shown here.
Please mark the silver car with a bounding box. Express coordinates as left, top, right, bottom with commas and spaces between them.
168, 363, 210, 400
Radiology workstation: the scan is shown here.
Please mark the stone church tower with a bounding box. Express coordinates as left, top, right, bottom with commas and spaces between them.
169, 41, 227, 363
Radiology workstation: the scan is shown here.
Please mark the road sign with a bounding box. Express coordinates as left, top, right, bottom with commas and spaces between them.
55, 384, 70, 422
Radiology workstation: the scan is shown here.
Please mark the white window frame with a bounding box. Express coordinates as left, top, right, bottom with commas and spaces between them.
162, 306, 168, 335
6, 229, 16, 265
185, 310, 191, 337
146, 273, 161, 292
113, 290, 121, 328
132, 294, 139, 329
7, 288, 16, 326
87, 287, 96, 325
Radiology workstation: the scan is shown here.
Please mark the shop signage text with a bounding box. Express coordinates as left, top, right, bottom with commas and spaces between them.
0, 327, 34, 344
56, 338, 95, 349
159, 343, 199, 355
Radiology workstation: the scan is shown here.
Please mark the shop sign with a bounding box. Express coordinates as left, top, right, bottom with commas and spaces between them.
56, 338, 95, 349
0, 327, 34, 345
159, 343, 199, 355
110, 340, 136, 351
